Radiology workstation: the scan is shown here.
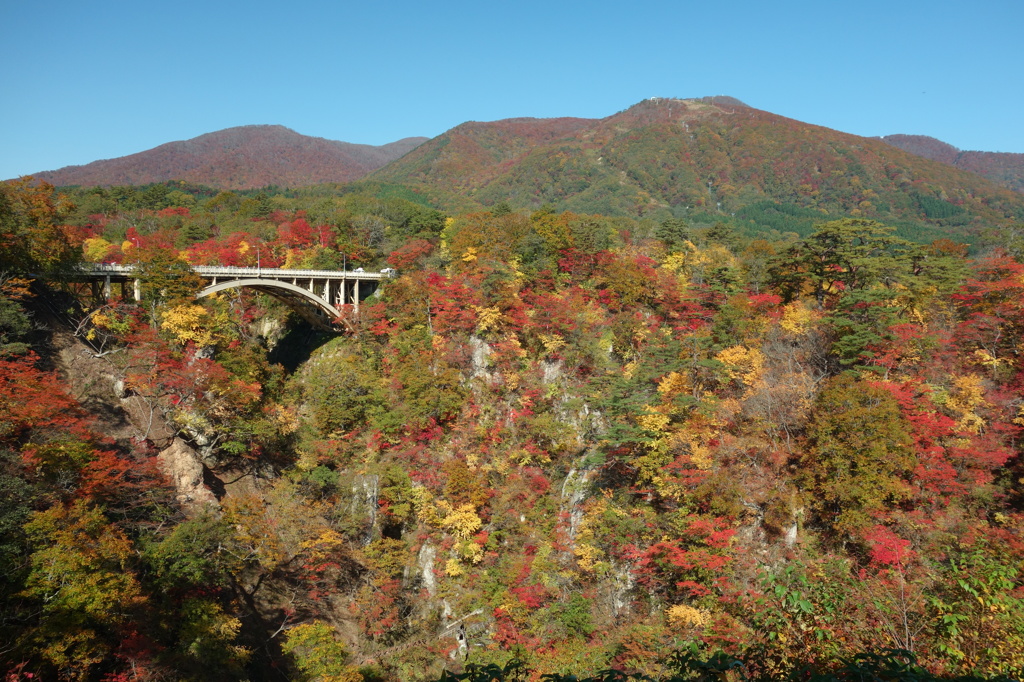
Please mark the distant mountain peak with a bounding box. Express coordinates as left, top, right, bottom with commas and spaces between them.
880, 134, 961, 164
625, 96, 753, 115
28, 127, 428, 189
603, 96, 755, 128
881, 134, 1024, 192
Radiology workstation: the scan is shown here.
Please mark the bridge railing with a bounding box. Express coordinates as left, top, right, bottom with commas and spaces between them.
75, 263, 395, 280
193, 265, 391, 280
75, 264, 138, 275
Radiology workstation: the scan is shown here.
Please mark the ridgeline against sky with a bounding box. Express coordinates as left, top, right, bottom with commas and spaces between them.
22, 98, 1024, 244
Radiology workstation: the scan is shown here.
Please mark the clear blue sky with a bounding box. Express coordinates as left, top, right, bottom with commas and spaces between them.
3, 0, 1022, 180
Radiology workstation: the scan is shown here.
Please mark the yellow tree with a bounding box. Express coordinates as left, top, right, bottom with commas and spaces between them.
799, 374, 915, 535
0, 178, 79, 274
20, 501, 145, 679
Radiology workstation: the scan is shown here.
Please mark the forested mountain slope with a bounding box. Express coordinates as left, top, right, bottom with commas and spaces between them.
368, 98, 1024, 234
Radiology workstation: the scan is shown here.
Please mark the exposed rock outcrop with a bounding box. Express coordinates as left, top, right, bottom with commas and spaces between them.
158, 438, 218, 507
49, 326, 217, 508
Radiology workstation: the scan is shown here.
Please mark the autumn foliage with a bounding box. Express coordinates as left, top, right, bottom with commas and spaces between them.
1, 178, 1022, 681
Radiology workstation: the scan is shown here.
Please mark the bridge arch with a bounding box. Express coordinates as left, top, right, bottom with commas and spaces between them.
198, 279, 341, 328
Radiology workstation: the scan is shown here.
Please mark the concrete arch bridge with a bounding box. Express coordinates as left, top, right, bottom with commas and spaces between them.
74, 264, 394, 330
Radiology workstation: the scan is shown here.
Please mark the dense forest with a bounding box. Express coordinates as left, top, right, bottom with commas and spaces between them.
1, 176, 1023, 681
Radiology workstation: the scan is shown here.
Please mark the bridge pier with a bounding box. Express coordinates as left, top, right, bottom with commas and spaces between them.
85, 273, 142, 303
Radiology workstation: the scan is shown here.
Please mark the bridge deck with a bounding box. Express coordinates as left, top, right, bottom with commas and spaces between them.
70, 263, 394, 331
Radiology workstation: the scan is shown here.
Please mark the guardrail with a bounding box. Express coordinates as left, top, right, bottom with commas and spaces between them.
76, 264, 396, 280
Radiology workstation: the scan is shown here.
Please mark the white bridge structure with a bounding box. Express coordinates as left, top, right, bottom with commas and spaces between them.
75, 264, 394, 330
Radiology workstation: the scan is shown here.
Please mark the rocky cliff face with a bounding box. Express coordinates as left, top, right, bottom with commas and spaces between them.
50, 321, 218, 508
